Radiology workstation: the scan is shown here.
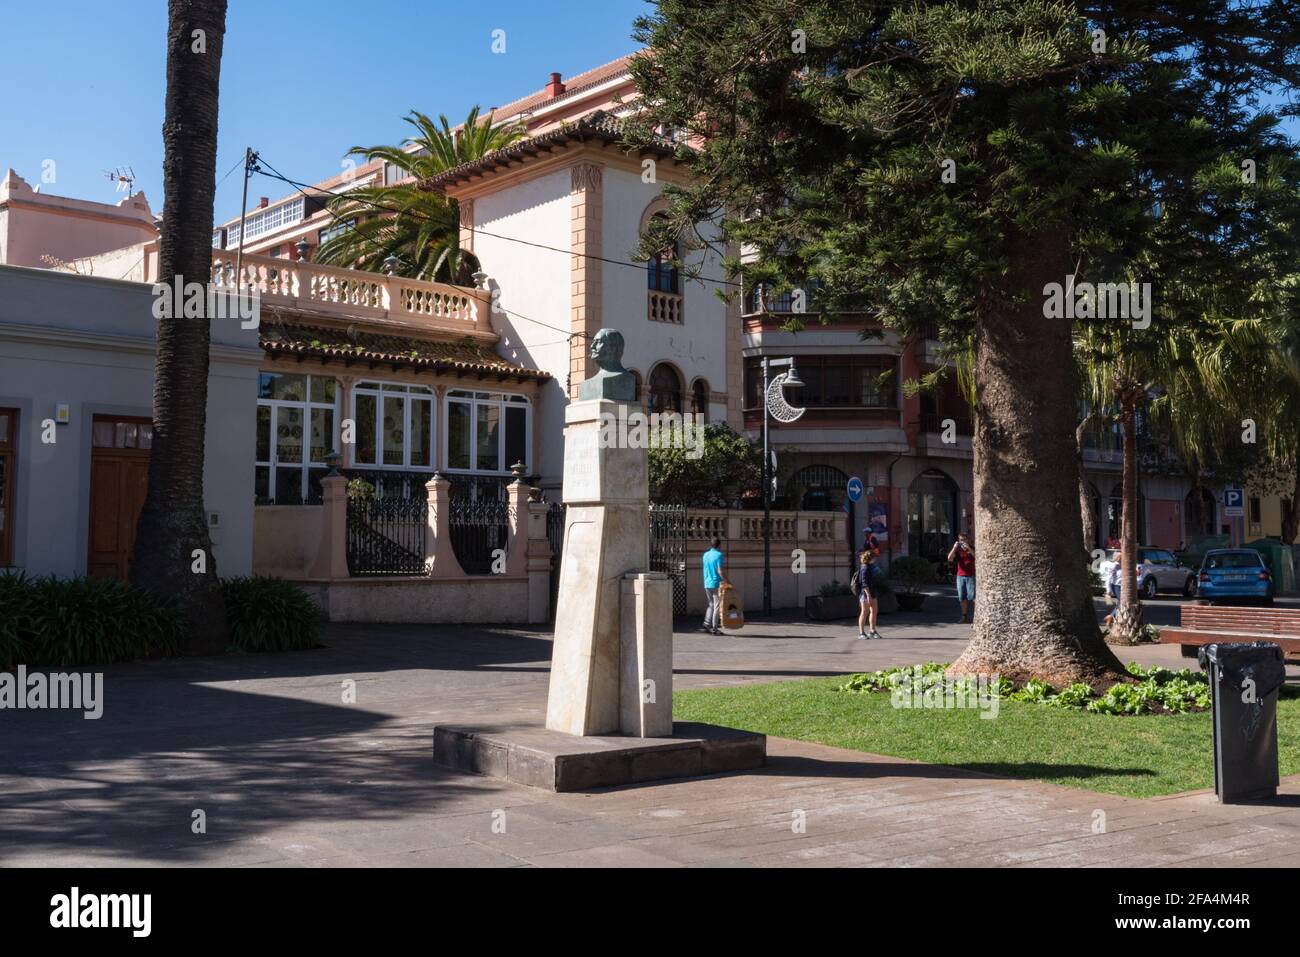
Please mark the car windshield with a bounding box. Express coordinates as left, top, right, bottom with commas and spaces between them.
1205, 552, 1261, 570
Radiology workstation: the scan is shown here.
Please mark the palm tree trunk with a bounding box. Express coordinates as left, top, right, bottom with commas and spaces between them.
1077, 414, 1096, 563
1284, 447, 1300, 545
949, 225, 1125, 687
1110, 390, 1144, 642
130, 0, 230, 654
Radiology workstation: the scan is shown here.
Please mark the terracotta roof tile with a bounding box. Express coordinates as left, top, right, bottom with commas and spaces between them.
260, 323, 550, 382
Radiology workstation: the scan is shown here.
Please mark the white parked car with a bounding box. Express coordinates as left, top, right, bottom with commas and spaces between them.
1098, 547, 1198, 599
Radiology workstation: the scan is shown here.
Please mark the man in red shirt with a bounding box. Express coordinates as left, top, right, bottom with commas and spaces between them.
946, 533, 976, 623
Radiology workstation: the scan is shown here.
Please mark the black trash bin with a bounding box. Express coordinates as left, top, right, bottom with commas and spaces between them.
1198, 642, 1287, 803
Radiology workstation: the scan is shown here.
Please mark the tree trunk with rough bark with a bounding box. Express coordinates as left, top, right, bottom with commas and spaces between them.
130, 0, 230, 654
1109, 390, 1145, 643
948, 226, 1126, 687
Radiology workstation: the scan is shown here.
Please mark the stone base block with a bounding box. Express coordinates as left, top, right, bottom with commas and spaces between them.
433, 721, 766, 792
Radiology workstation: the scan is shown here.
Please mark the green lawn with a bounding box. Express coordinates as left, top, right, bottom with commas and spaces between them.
674, 676, 1300, 798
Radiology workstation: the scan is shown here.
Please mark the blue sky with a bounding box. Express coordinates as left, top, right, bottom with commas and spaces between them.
0, 0, 648, 223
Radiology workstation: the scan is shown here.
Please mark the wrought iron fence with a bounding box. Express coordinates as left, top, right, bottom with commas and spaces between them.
547, 500, 567, 620
650, 504, 688, 614
449, 497, 512, 575
346, 495, 428, 576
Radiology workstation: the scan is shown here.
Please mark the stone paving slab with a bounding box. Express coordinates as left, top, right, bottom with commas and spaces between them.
3, 596, 1300, 867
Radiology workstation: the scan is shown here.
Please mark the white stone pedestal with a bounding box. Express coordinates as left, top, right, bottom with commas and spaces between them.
545, 400, 652, 736
620, 572, 673, 738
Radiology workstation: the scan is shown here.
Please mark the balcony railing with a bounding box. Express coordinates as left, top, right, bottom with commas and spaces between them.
209, 251, 493, 338
648, 290, 683, 324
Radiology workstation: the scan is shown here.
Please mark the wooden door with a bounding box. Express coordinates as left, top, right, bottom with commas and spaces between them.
87, 417, 152, 580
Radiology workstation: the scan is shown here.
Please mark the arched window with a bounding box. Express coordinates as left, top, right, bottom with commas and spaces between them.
646, 214, 683, 323
647, 363, 683, 414
691, 378, 709, 421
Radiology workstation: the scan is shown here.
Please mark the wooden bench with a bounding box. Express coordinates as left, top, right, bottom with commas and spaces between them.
1159, 604, 1300, 661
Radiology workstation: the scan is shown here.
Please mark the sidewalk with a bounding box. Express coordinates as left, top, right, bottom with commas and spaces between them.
1, 606, 1297, 867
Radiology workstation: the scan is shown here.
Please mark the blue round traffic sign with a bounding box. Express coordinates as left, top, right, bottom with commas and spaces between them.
847, 477, 864, 503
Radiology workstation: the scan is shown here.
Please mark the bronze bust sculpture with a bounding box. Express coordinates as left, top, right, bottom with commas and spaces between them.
578, 328, 636, 401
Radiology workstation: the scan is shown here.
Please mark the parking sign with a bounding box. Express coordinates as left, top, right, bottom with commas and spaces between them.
1223, 487, 1244, 517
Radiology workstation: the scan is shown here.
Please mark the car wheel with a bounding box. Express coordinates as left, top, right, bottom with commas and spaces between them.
1142, 576, 1158, 600
1182, 576, 1197, 598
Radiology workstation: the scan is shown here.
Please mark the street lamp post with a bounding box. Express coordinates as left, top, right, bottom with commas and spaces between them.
760, 356, 805, 614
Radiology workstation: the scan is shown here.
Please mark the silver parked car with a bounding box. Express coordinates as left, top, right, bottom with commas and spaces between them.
1098, 546, 1198, 599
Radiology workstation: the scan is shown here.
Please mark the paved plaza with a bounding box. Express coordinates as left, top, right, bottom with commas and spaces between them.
4, 596, 1300, 868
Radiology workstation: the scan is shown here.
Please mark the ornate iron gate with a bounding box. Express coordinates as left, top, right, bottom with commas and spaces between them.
346, 496, 428, 576
448, 497, 511, 575
547, 499, 566, 621
649, 504, 688, 615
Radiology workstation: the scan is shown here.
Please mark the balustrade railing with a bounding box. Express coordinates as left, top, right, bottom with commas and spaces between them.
209, 251, 487, 332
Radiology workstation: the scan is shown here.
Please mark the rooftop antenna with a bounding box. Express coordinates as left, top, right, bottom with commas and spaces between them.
103, 166, 136, 197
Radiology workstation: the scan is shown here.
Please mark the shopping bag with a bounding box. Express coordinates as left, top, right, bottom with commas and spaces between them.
720, 583, 745, 630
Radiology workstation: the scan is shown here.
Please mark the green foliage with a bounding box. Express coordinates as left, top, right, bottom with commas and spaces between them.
818, 579, 853, 598
838, 661, 946, 694
346, 478, 375, 501
0, 572, 181, 669
888, 555, 935, 594
1009, 678, 1056, 703
837, 659, 1210, 715
315, 107, 526, 282
221, 577, 325, 653
648, 422, 764, 506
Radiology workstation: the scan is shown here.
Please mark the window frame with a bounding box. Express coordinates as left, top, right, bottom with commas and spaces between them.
349, 380, 437, 471
255, 372, 340, 505
443, 389, 532, 476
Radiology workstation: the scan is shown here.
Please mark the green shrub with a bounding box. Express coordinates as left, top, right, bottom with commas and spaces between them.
1009, 678, 1056, 703
0, 573, 181, 668
222, 577, 324, 653
888, 555, 935, 594
818, 579, 853, 598
837, 659, 1211, 715
0, 571, 34, 670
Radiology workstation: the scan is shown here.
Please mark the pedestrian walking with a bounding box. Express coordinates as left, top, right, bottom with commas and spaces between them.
701, 537, 728, 636
947, 533, 976, 623
852, 548, 881, 640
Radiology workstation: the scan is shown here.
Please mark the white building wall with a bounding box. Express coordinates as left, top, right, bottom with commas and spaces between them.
472, 168, 573, 490
601, 167, 729, 421
0, 265, 260, 578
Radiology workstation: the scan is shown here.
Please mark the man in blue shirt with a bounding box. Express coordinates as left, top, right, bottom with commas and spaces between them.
701, 537, 728, 635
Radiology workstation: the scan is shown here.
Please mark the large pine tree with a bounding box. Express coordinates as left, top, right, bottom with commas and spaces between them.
630, 0, 1300, 684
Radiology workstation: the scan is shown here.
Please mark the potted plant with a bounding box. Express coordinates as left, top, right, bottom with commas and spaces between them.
805, 580, 859, 621
889, 555, 936, 611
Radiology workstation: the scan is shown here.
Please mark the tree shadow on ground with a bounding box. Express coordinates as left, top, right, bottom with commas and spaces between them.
0, 680, 510, 865
753, 753, 1155, 786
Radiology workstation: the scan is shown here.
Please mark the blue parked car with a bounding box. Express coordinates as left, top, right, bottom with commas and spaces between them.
1197, 549, 1274, 606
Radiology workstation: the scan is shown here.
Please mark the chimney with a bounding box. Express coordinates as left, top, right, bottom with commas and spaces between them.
545, 72, 565, 99
257, 196, 269, 209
